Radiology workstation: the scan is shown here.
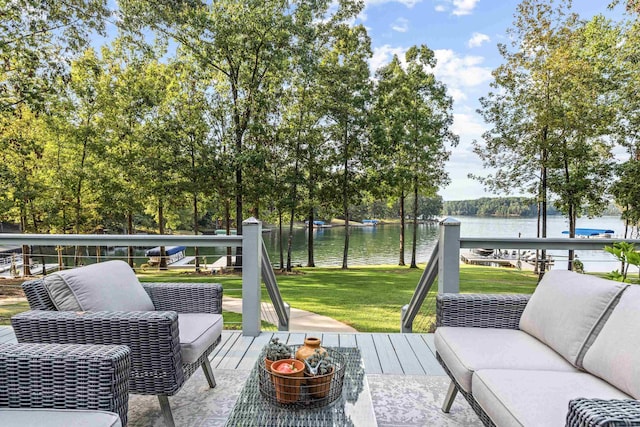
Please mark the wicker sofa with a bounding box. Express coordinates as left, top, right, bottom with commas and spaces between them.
435, 269, 640, 427
11, 260, 224, 427
0, 342, 130, 426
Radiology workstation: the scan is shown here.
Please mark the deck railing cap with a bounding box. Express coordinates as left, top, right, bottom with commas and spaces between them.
440, 217, 461, 226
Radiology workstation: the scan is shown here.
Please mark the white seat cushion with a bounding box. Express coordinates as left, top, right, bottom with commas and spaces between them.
434, 327, 576, 392
472, 369, 632, 427
43, 260, 154, 312
583, 285, 640, 399
0, 408, 121, 427
519, 270, 627, 367
178, 313, 223, 364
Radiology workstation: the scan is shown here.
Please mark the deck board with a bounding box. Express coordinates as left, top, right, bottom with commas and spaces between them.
354, 333, 382, 374
216, 333, 256, 370
404, 334, 445, 375
211, 330, 242, 369
235, 333, 273, 370
338, 333, 357, 348
372, 333, 404, 375
321, 333, 340, 347
389, 333, 425, 375
0, 327, 442, 376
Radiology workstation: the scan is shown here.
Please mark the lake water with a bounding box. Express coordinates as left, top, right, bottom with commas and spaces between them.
258, 215, 635, 274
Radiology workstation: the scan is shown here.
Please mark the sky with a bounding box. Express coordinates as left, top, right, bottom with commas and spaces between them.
356, 0, 626, 201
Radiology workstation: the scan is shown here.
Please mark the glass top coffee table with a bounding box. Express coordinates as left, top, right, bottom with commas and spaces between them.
225, 347, 378, 426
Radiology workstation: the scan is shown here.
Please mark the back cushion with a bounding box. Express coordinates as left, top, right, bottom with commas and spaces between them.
43, 260, 155, 311
519, 270, 626, 367
583, 285, 640, 398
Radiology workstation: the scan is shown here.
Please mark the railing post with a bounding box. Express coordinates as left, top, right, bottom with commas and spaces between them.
401, 304, 410, 333
242, 217, 262, 337
438, 217, 460, 294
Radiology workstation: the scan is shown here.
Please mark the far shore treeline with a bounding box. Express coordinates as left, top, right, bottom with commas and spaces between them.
443, 198, 621, 218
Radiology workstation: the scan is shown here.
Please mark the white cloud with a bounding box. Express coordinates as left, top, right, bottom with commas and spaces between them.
431, 49, 492, 102
452, 113, 487, 138
391, 18, 409, 33
467, 32, 490, 48
364, 0, 422, 8
434, 0, 479, 16
441, 114, 491, 200
370, 45, 409, 74
452, 0, 479, 15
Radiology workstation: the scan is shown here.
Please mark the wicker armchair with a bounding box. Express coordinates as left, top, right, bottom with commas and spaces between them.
12, 274, 223, 427
436, 292, 640, 427
0, 342, 130, 426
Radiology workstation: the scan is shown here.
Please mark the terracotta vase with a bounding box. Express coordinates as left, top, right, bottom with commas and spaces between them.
305, 368, 334, 399
270, 359, 305, 403
265, 358, 274, 371
295, 337, 325, 362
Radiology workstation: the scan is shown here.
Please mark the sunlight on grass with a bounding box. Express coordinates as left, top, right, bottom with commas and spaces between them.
138, 264, 538, 332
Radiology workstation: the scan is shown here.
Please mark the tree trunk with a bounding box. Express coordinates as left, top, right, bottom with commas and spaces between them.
278, 210, 284, 270
235, 147, 243, 269
539, 147, 548, 280
21, 244, 31, 277
341, 125, 349, 270
193, 193, 200, 272
158, 198, 167, 270
410, 180, 419, 268
307, 206, 315, 267
564, 155, 574, 271
127, 212, 134, 268
399, 190, 406, 266
225, 200, 232, 269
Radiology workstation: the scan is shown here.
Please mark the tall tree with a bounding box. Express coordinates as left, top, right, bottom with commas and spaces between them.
402, 46, 456, 268
473, 0, 616, 273
120, 0, 294, 267
319, 23, 372, 269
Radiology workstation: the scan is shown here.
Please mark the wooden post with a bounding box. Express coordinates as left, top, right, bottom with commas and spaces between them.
242, 217, 262, 336
438, 217, 460, 294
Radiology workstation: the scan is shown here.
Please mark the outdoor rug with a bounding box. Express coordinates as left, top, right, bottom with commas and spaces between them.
127, 369, 481, 426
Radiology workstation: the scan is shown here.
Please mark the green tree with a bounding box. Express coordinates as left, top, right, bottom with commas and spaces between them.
319, 23, 372, 269
1, 0, 110, 112
121, 0, 294, 267
474, 0, 617, 273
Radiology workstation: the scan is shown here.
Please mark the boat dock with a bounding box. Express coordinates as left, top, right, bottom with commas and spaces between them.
460, 250, 553, 272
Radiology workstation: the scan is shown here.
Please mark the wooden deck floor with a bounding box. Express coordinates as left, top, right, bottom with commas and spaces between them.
0, 327, 445, 376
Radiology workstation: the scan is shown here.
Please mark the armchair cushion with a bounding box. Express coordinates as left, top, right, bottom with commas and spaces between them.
43, 260, 154, 312
0, 408, 121, 427
583, 285, 640, 399
178, 313, 223, 364
519, 270, 627, 367
472, 369, 631, 427
434, 327, 577, 392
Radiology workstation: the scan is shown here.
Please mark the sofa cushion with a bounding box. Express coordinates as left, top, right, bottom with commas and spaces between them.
43, 260, 155, 312
178, 313, 223, 365
0, 408, 121, 427
472, 369, 631, 427
583, 285, 640, 399
519, 270, 626, 367
434, 327, 577, 392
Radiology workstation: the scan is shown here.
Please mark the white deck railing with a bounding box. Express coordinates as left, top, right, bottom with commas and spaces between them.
0, 217, 288, 337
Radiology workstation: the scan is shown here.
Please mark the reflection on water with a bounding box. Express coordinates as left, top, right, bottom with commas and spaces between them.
261, 223, 439, 268
257, 216, 632, 273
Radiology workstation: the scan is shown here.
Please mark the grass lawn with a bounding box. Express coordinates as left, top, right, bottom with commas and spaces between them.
138, 264, 539, 332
